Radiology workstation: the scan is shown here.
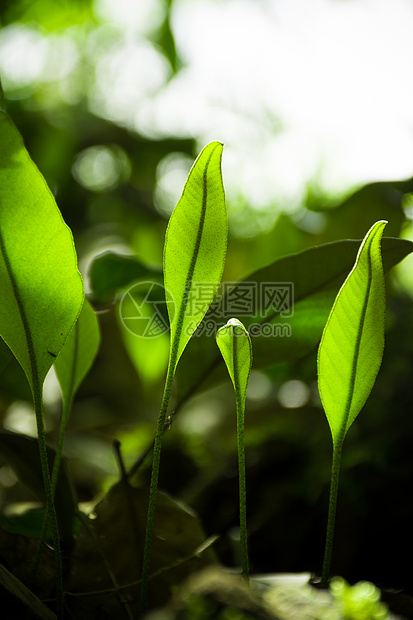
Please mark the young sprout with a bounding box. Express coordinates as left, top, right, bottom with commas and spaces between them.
140, 142, 227, 614
318, 221, 387, 587
216, 318, 252, 580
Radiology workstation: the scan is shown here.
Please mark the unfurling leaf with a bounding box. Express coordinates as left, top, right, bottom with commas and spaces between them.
216, 318, 252, 579
216, 318, 252, 408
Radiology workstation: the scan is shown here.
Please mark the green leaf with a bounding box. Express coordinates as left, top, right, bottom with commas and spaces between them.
216, 317, 252, 579
317, 221, 387, 447
0, 111, 84, 393
175, 236, 413, 403
89, 251, 162, 305
216, 318, 252, 406
140, 142, 227, 612
54, 298, 100, 409
119, 319, 169, 387
164, 141, 227, 372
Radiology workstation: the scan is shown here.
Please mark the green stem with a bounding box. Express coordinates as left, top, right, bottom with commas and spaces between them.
139, 356, 176, 616
31, 394, 74, 585
321, 439, 343, 588
236, 394, 249, 580
33, 386, 64, 618
52, 397, 73, 491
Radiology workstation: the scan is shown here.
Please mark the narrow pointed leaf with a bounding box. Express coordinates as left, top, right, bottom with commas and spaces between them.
216, 318, 252, 406
164, 141, 227, 371
317, 221, 387, 447
0, 111, 84, 392
54, 299, 100, 409
140, 142, 227, 611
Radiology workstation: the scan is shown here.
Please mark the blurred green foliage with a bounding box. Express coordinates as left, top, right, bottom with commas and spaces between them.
1, 1, 413, 617
330, 578, 389, 620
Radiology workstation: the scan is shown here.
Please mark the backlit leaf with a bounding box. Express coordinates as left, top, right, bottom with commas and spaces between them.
164, 141, 227, 371
216, 318, 252, 407
0, 111, 84, 393
317, 221, 387, 446
54, 298, 100, 410
216, 317, 252, 578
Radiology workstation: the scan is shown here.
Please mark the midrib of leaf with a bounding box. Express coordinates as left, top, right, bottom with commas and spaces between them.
232, 328, 239, 396
0, 227, 39, 389
232, 328, 246, 413
338, 236, 374, 444
0, 226, 63, 615
169, 148, 213, 370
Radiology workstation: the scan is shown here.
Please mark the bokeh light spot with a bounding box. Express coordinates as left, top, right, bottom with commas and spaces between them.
277, 379, 310, 409
72, 145, 131, 192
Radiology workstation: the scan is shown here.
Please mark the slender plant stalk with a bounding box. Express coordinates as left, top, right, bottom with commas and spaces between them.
232, 331, 249, 580
32, 385, 64, 618
140, 142, 226, 614
31, 393, 74, 585
216, 320, 251, 580
33, 319, 81, 583
235, 391, 249, 580
52, 396, 74, 491
321, 438, 344, 588
139, 355, 176, 616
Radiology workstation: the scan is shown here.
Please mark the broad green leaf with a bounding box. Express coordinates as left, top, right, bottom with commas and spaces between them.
175, 236, 413, 403
216, 318, 252, 407
317, 221, 387, 447
0, 111, 84, 393
164, 141, 227, 371
89, 251, 162, 305
0, 430, 77, 547
54, 298, 100, 409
